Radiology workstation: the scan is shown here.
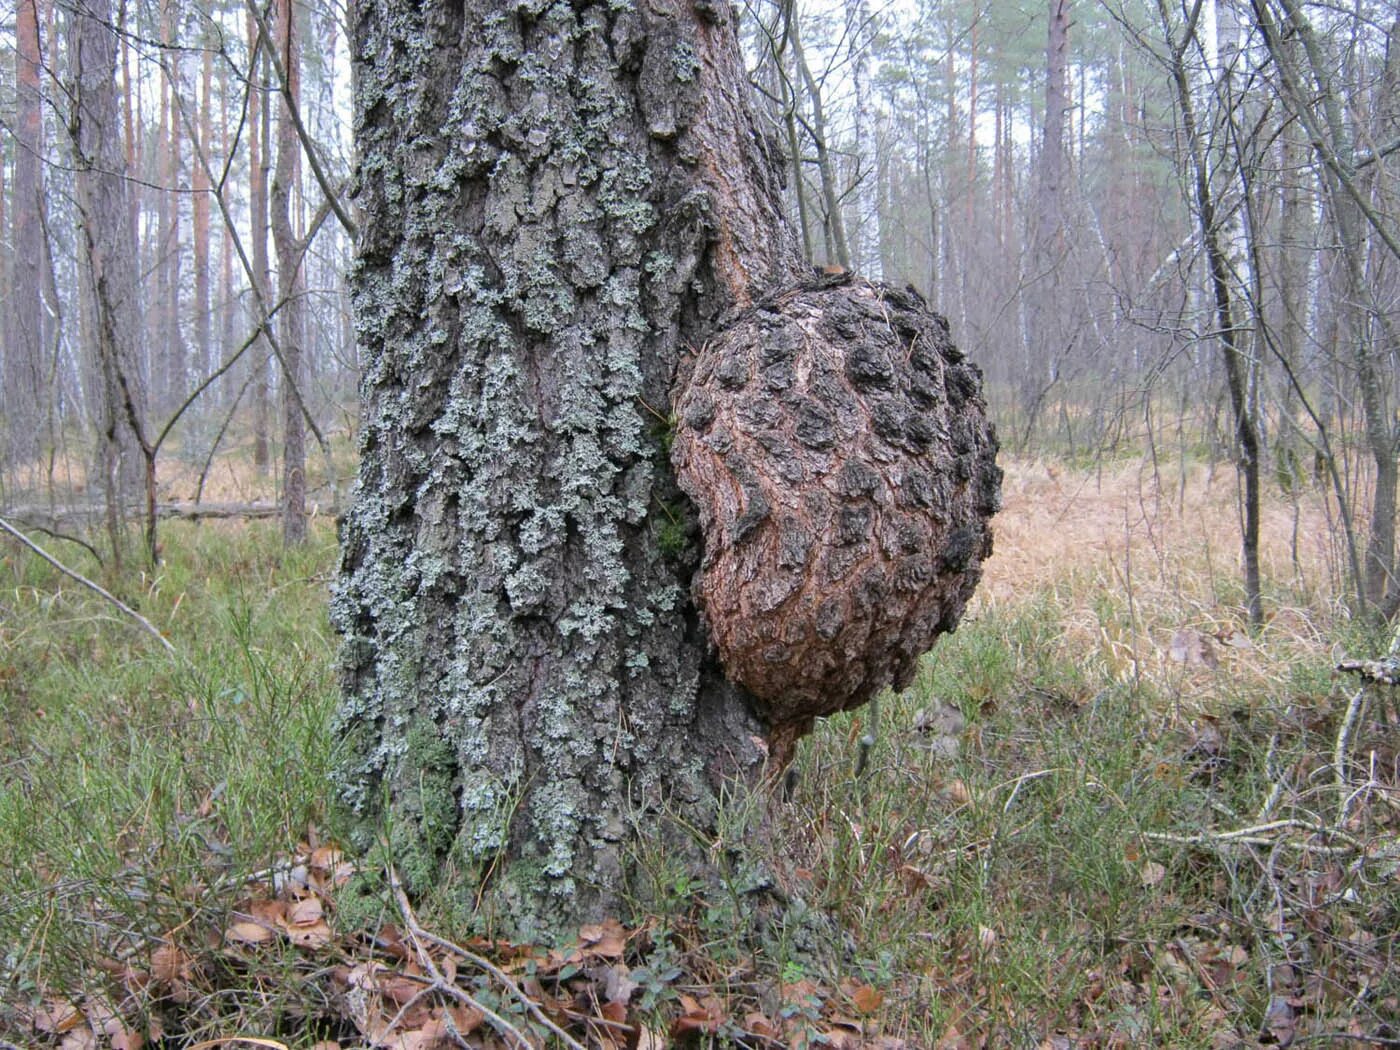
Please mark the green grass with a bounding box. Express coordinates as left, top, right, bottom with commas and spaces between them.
769, 593, 1399, 1045
0, 522, 342, 1037
2, 483, 1397, 1047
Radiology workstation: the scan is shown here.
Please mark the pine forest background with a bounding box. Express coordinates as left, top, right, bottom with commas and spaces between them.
0, 0, 1396, 616
2, 0, 1400, 1043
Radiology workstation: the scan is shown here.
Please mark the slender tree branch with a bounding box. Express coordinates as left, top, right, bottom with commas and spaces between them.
0, 516, 176, 656
244, 0, 357, 238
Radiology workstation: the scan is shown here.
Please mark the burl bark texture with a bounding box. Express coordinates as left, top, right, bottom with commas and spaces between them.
673, 276, 1000, 765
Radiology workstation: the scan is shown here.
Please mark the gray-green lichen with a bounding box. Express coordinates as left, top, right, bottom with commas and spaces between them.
333, 0, 771, 937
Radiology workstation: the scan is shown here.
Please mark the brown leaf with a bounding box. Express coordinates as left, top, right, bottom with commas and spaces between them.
672, 993, 725, 1035
287, 896, 325, 926
578, 917, 627, 959
1216, 627, 1253, 650
151, 944, 190, 984
600, 1000, 628, 1025
443, 1003, 485, 1036
381, 975, 426, 1006
31, 999, 82, 1035
286, 919, 332, 949
226, 920, 276, 945
850, 983, 884, 1015
59, 1028, 97, 1050
744, 1011, 779, 1038
250, 898, 289, 923
424, 952, 449, 985
310, 845, 345, 872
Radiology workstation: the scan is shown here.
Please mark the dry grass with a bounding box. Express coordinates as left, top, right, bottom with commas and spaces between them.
979, 456, 1350, 711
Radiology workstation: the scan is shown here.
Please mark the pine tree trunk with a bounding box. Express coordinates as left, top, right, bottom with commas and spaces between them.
248, 12, 273, 471
193, 45, 213, 386
271, 0, 306, 544
69, 0, 153, 564
6, 0, 46, 465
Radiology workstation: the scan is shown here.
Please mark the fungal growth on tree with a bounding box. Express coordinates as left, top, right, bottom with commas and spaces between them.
672, 273, 1001, 765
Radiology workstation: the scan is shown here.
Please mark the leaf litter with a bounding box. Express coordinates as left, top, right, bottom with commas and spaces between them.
9, 832, 914, 1049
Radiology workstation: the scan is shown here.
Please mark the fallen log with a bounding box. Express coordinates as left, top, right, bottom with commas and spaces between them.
1, 500, 284, 532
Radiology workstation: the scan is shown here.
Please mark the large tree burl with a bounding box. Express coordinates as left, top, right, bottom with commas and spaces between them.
671, 275, 1001, 766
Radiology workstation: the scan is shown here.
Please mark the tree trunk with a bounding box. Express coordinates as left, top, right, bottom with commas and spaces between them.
193, 44, 213, 386
69, 0, 154, 567
335, 0, 800, 940
271, 0, 307, 545
790, 6, 850, 270
247, 13, 273, 471
1161, 0, 1264, 625
335, 0, 999, 940
1253, 0, 1400, 612
6, 0, 47, 465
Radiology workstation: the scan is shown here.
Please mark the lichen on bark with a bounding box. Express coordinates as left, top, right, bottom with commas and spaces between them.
335, 0, 792, 938
334, 0, 999, 939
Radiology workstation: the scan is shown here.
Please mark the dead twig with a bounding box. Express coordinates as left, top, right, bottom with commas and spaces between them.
1144, 818, 1371, 853
0, 514, 177, 656
387, 866, 588, 1050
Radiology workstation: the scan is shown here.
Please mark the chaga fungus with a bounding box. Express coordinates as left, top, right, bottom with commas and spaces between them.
671, 275, 1002, 767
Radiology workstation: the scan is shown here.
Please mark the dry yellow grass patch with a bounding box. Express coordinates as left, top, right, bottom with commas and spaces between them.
978, 456, 1346, 710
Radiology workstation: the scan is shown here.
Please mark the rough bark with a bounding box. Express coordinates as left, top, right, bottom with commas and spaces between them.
248, 11, 273, 472
1253, 0, 1399, 613
1159, 0, 1264, 624
193, 44, 214, 384
335, 0, 996, 938
672, 276, 999, 766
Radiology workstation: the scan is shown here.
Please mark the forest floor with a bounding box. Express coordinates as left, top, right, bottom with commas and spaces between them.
1, 452, 1397, 1048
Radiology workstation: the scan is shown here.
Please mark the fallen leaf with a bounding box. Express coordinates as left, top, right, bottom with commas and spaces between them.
579, 917, 627, 959
600, 1000, 628, 1024
59, 1029, 97, 1050
851, 983, 884, 1015
287, 896, 324, 926
226, 920, 276, 945
1140, 860, 1166, 887
31, 999, 82, 1035
672, 993, 725, 1035
744, 1011, 778, 1038
1168, 629, 1219, 668
443, 1002, 485, 1036
381, 975, 426, 1006
310, 845, 344, 872
151, 944, 190, 984
285, 919, 332, 949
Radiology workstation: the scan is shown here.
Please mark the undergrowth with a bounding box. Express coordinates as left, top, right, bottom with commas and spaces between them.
1, 461, 1397, 1047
